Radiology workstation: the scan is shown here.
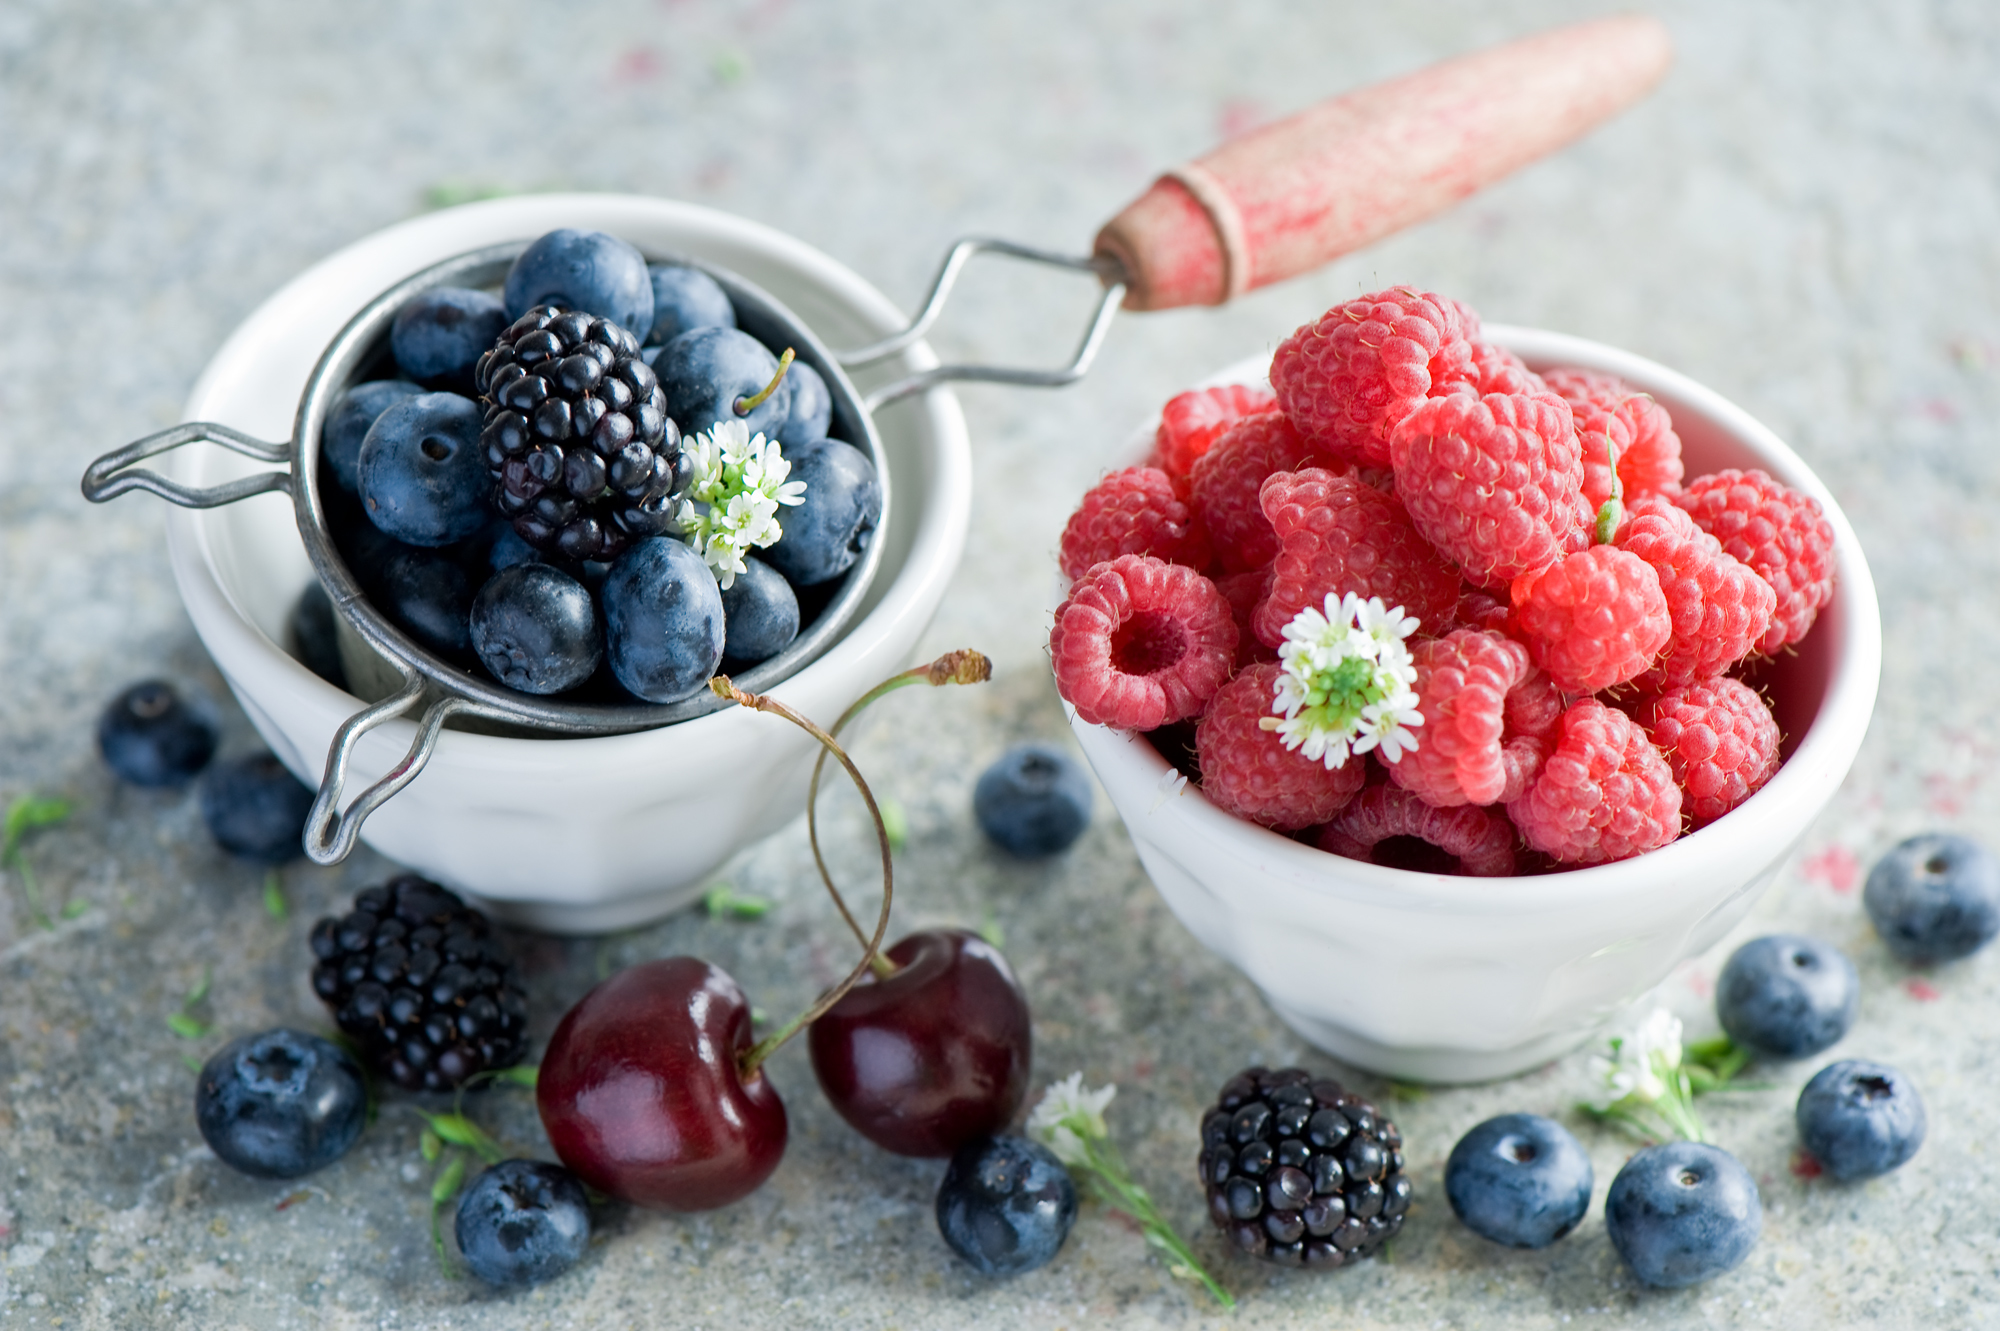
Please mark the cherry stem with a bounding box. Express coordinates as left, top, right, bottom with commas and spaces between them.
734, 347, 795, 417
805, 650, 994, 974
710, 676, 895, 1078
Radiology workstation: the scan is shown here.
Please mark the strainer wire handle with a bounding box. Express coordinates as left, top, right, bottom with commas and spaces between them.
80, 421, 292, 508
304, 673, 501, 866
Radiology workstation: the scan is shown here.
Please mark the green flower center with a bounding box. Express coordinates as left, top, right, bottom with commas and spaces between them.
1298, 655, 1388, 731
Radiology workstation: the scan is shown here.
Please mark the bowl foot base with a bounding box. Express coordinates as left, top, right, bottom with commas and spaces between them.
1265, 999, 1618, 1086
460, 883, 708, 936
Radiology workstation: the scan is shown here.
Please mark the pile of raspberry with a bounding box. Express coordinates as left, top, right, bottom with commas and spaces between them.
1049, 288, 1837, 873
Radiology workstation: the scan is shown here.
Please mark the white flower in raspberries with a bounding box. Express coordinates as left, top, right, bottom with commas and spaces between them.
1261, 593, 1422, 769
672, 419, 807, 587
1026, 1071, 1116, 1168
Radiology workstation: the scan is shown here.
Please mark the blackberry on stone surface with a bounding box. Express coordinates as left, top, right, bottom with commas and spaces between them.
309, 875, 529, 1092
1198, 1066, 1411, 1269
476, 304, 685, 564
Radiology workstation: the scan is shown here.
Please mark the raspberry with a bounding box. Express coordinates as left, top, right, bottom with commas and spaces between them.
1152, 384, 1277, 484
1253, 469, 1461, 648
1187, 411, 1325, 573
1196, 663, 1366, 830
1635, 678, 1781, 828
1058, 466, 1212, 579
1614, 500, 1776, 691
1506, 698, 1682, 865
1443, 342, 1547, 398
1543, 368, 1684, 508
1386, 629, 1549, 808
1674, 469, 1836, 654
1214, 567, 1277, 670
1452, 588, 1517, 636
1272, 289, 1475, 466
1390, 391, 1590, 591
1049, 555, 1237, 731
1317, 785, 1518, 877
1511, 546, 1671, 694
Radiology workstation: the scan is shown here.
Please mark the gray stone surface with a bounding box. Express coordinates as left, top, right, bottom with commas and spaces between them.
4, 0, 1999, 1325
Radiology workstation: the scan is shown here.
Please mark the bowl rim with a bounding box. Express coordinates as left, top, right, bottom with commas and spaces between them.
1068, 323, 1882, 914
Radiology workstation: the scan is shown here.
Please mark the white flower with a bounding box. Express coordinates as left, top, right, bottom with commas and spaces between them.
672, 419, 808, 588
1149, 765, 1189, 813
1026, 1072, 1116, 1168
1588, 1008, 1684, 1110
1260, 593, 1423, 769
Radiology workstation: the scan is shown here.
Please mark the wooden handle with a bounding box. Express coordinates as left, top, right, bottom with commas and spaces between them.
1094, 14, 1673, 311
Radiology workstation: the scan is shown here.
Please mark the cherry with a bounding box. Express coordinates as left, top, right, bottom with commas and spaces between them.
809, 929, 1031, 1158
537, 956, 786, 1211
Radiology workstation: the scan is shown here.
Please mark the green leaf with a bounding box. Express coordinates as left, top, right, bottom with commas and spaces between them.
494, 1064, 539, 1089
422, 180, 514, 211
420, 1130, 442, 1163
184, 965, 213, 1008
60, 899, 89, 919
879, 797, 908, 852
263, 872, 288, 920
418, 1111, 506, 1166
181, 1053, 204, 1074
3, 796, 70, 858
166, 1012, 209, 1040
704, 885, 771, 920
430, 1153, 468, 1205
976, 913, 1005, 949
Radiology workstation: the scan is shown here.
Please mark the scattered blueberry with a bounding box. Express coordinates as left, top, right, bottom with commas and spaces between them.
97, 680, 216, 787
502, 228, 653, 336
455, 1159, 593, 1289
375, 546, 476, 659
1604, 1141, 1762, 1288
644, 262, 736, 346
973, 743, 1093, 857
762, 438, 880, 587
195, 1029, 367, 1178
654, 325, 793, 440
471, 564, 603, 695
1443, 1113, 1593, 1250
199, 752, 315, 862
289, 583, 348, 690
777, 360, 833, 449
1796, 1059, 1926, 1180
390, 286, 508, 392
1715, 934, 1858, 1060
719, 556, 800, 666
935, 1135, 1077, 1276
1863, 833, 2000, 964
599, 537, 726, 703
325, 379, 424, 494
357, 392, 492, 547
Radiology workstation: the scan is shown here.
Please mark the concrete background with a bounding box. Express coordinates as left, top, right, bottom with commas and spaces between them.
4, 1, 1999, 1326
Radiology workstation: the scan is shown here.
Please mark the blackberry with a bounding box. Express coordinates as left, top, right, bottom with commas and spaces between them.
309, 875, 529, 1092
1198, 1066, 1411, 1268
476, 305, 685, 563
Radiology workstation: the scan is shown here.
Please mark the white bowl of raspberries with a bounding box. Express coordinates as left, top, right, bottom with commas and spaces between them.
1052, 289, 1880, 1083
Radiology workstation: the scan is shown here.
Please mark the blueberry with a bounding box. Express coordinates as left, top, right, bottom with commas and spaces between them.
375, 546, 476, 658
1604, 1141, 1762, 1288
599, 537, 726, 703
97, 680, 216, 786
654, 326, 793, 440
471, 564, 603, 695
973, 743, 1093, 857
644, 262, 736, 346
200, 753, 315, 862
358, 392, 492, 547
195, 1029, 366, 1178
777, 360, 833, 449
455, 1159, 592, 1289
1796, 1059, 1926, 1180
1715, 934, 1858, 1060
323, 379, 422, 493
486, 523, 544, 573
1443, 1114, 1593, 1249
718, 556, 799, 666
289, 583, 348, 690
936, 1135, 1077, 1276
1863, 832, 2000, 964
390, 286, 508, 392
502, 228, 653, 336
762, 438, 880, 587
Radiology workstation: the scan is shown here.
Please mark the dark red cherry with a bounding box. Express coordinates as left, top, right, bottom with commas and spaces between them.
807, 929, 1031, 1157
537, 957, 785, 1210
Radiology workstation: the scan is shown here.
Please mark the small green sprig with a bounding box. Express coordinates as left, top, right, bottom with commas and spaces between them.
1027, 1073, 1234, 1310
704, 884, 772, 920
3, 795, 72, 930
263, 870, 289, 920
1577, 1008, 1707, 1143
167, 966, 213, 1041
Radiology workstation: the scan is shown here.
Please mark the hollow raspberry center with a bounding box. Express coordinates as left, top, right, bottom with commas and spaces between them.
1110, 611, 1189, 676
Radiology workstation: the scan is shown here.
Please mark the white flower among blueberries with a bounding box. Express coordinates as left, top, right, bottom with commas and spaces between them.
672, 419, 807, 588
1582, 1007, 1709, 1143
1262, 592, 1424, 769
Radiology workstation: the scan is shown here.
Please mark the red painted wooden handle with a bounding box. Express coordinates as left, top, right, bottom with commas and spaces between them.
1094, 14, 1673, 311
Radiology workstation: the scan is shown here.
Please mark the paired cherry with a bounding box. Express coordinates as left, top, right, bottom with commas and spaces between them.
809, 928, 1032, 1157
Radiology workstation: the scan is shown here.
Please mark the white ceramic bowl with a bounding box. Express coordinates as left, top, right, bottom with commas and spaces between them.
1068, 327, 1881, 1083
163, 194, 971, 933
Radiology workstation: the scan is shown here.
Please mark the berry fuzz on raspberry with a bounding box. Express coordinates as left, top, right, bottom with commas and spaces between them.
1199, 1066, 1411, 1268
1674, 468, 1835, 654
1187, 410, 1323, 573
1271, 288, 1474, 466
1507, 698, 1681, 865
1511, 545, 1671, 694
1635, 677, 1781, 827
1196, 663, 1367, 830
1387, 628, 1547, 808
1318, 785, 1518, 876
1152, 383, 1276, 483
1615, 498, 1776, 692
1049, 555, 1237, 731
1058, 466, 1212, 579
